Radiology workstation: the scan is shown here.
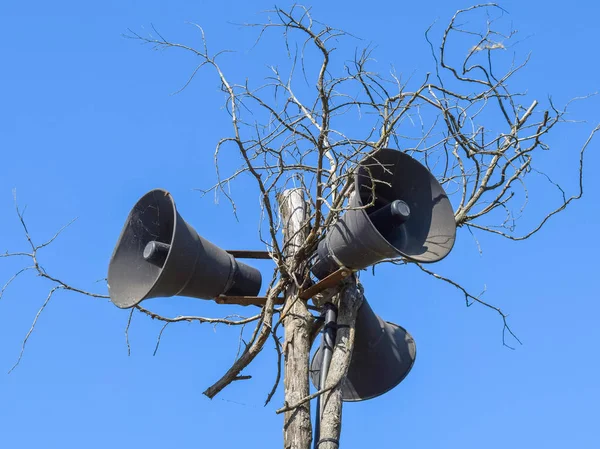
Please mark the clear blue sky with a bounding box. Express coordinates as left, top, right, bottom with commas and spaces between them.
1, 1, 599, 448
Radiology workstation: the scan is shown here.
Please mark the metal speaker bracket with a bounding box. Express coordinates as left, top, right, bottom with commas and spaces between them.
299, 267, 352, 301
225, 250, 272, 259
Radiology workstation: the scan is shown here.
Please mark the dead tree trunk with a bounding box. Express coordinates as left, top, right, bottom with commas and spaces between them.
279, 189, 313, 449
318, 281, 363, 449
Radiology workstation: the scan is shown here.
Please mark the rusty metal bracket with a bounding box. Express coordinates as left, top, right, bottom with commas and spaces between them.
299, 267, 352, 300
214, 295, 285, 307
225, 250, 272, 259
214, 295, 321, 311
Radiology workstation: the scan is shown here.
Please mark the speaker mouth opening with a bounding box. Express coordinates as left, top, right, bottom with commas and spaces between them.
108, 189, 177, 308
310, 321, 416, 402
343, 322, 416, 402
354, 179, 415, 260
354, 148, 456, 263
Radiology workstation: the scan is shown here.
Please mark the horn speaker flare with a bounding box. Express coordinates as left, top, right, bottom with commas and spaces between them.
107, 189, 262, 309
311, 148, 456, 279
310, 298, 416, 402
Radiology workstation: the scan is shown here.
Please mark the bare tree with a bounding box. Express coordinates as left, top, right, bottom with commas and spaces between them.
2, 4, 597, 449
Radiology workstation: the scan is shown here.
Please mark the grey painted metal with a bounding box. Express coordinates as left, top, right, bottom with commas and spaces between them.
107, 189, 262, 309
310, 297, 416, 401
143, 241, 171, 267
311, 148, 456, 279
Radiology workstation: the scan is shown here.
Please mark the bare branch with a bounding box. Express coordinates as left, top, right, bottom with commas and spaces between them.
414, 263, 522, 349
9, 286, 61, 373
125, 308, 135, 356
153, 322, 170, 356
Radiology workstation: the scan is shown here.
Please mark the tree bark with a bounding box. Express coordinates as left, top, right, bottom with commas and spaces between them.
279, 189, 313, 449
318, 281, 363, 449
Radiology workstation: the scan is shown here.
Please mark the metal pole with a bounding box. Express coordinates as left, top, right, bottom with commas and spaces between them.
313, 302, 338, 449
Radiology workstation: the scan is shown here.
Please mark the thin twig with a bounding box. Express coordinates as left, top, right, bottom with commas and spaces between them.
9, 286, 61, 373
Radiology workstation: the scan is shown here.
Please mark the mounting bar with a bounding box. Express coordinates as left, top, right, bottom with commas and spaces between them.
214, 267, 352, 307
226, 250, 272, 259
215, 295, 285, 307
299, 267, 352, 300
